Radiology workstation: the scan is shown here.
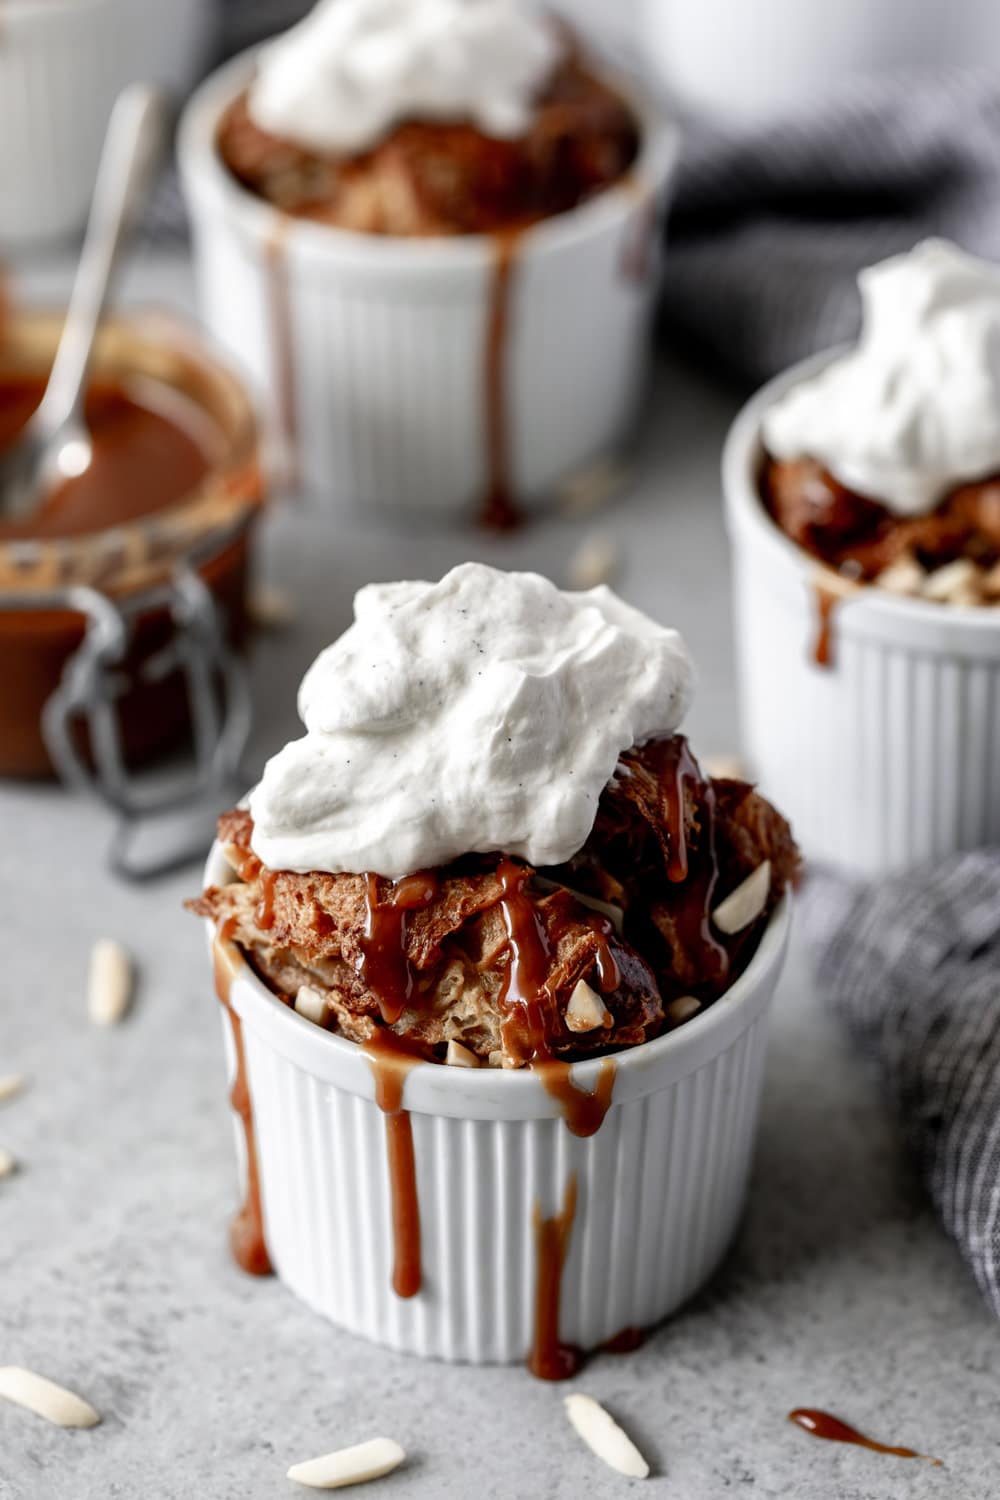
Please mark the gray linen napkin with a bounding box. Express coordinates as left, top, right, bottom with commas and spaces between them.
803, 855, 1000, 1319
661, 69, 1000, 381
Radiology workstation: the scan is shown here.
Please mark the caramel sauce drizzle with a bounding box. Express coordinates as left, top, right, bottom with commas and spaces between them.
529, 1175, 581, 1380
535, 1057, 617, 1139
363, 1030, 426, 1300
602, 1325, 646, 1354
495, 858, 559, 1064
812, 584, 839, 668
255, 867, 277, 930
213, 936, 272, 1277
619, 188, 658, 285
658, 738, 729, 987
481, 230, 523, 531
789, 1409, 942, 1466
359, 870, 439, 1026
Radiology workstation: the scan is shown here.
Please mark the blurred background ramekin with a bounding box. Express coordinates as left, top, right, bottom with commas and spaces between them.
0, 0, 214, 248
178, 50, 678, 518
204, 840, 790, 1365
724, 353, 1000, 876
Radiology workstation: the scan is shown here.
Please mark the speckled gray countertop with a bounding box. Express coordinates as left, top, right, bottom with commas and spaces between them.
2, 253, 998, 1500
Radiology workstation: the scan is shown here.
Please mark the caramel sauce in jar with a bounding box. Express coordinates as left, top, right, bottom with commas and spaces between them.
0, 311, 262, 777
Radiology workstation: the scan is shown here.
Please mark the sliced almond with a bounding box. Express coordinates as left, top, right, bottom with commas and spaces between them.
712, 861, 771, 935
249, 583, 295, 629
567, 532, 622, 592
702, 753, 747, 781
0, 1367, 100, 1429
556, 456, 632, 516
666, 995, 701, 1026
445, 1039, 479, 1068
874, 551, 925, 596
287, 1437, 406, 1489
922, 558, 981, 603
294, 985, 329, 1026
87, 939, 133, 1026
981, 561, 1000, 600
0, 1074, 26, 1105
565, 980, 611, 1033
0, 1147, 16, 1178
564, 1393, 650, 1479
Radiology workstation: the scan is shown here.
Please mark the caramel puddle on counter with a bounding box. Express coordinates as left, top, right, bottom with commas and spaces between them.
480, 230, 523, 531
213, 934, 273, 1276
789, 1409, 942, 1466
264, 216, 300, 491
363, 1031, 424, 1300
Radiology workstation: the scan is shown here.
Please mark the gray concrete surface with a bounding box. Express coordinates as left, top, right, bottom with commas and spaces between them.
1, 253, 998, 1499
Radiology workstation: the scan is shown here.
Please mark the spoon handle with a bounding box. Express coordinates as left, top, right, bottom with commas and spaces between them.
35, 83, 168, 436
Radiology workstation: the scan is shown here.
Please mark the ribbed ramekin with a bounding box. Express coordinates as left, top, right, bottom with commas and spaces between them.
202, 841, 790, 1365
177, 51, 678, 517
0, 0, 212, 247
724, 353, 1000, 876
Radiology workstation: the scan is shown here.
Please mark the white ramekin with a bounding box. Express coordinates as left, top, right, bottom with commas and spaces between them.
0, 0, 213, 248
203, 840, 790, 1365
177, 51, 679, 516
724, 352, 1000, 876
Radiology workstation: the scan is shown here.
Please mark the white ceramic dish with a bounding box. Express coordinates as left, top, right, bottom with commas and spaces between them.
203, 839, 790, 1366
724, 351, 1000, 875
178, 49, 679, 517
0, 0, 213, 247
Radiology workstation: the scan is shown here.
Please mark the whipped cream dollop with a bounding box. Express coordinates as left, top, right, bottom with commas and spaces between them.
247, 0, 562, 157
762, 239, 1000, 516
249, 563, 694, 879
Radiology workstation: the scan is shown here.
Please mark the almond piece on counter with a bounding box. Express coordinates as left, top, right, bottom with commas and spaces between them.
564, 1393, 650, 1479
445, 1040, 479, 1068
565, 980, 611, 1033
556, 456, 632, 516
0, 1147, 16, 1178
0, 1367, 100, 1429
287, 1437, 406, 1489
666, 995, 701, 1026
87, 939, 133, 1026
922, 558, 981, 604
294, 985, 329, 1026
875, 552, 925, 596
249, 583, 295, 629
567, 532, 622, 592
712, 861, 771, 935
0, 1074, 25, 1105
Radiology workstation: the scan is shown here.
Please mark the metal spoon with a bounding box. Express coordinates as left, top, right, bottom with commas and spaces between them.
0, 83, 168, 519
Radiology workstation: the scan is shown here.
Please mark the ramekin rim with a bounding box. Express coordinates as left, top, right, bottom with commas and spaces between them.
723, 347, 1000, 634
202, 836, 790, 1112
177, 44, 681, 269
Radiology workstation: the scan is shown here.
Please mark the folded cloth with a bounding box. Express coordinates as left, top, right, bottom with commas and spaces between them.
661, 69, 1000, 382
803, 853, 1000, 1318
